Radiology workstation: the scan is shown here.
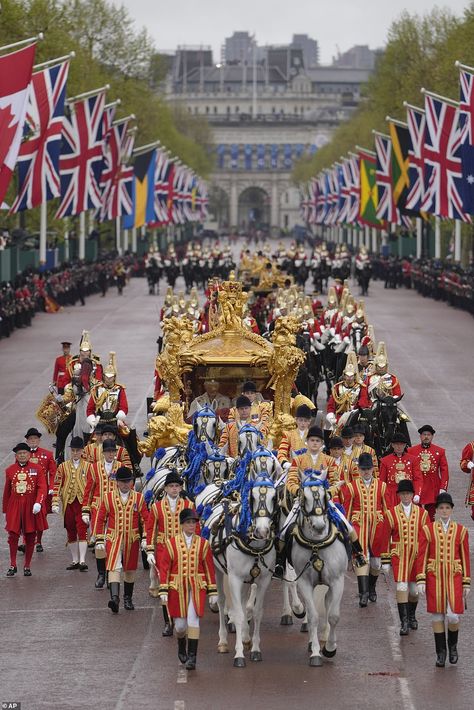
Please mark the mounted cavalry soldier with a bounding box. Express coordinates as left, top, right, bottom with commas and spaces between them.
66, 330, 103, 386
365, 342, 402, 404
86, 352, 128, 430
326, 352, 370, 432
408, 425, 449, 522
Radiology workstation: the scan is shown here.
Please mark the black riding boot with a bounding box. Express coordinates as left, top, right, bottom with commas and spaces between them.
186, 638, 198, 670
273, 541, 286, 579
368, 573, 378, 602
95, 557, 106, 589
357, 575, 369, 607
434, 631, 447, 667
123, 581, 135, 610
108, 582, 120, 613
351, 539, 366, 568
447, 629, 458, 664
408, 601, 418, 630
177, 636, 187, 664
162, 604, 173, 636
398, 603, 409, 636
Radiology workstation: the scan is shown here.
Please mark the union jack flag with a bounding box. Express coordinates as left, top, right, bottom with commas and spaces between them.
375, 134, 398, 222
337, 160, 352, 225
56, 91, 106, 218
99, 122, 134, 221
172, 164, 186, 224
315, 173, 328, 225
300, 182, 312, 223
420, 94, 470, 222
348, 154, 360, 224
458, 68, 474, 214
323, 168, 339, 226
11, 61, 69, 213
153, 149, 171, 224
405, 105, 426, 212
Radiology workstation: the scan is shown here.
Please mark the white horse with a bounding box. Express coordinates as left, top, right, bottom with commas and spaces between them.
290, 474, 347, 666
211, 475, 277, 667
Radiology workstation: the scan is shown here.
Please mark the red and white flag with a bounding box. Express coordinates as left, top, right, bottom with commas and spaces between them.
0, 43, 36, 203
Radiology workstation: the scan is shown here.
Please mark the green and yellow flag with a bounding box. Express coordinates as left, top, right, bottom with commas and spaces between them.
359, 149, 382, 227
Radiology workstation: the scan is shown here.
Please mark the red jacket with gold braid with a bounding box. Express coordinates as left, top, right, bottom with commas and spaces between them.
146, 496, 198, 560
407, 443, 449, 505
460, 440, 474, 506
381, 503, 428, 582
339, 477, 388, 558
379, 453, 422, 508
416, 520, 470, 614
3, 461, 48, 534
95, 489, 149, 572
158, 533, 217, 617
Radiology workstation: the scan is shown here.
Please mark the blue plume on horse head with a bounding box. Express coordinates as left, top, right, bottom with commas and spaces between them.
302, 469, 330, 489
239, 423, 263, 439
237, 475, 275, 535
145, 467, 156, 482
153, 447, 166, 462
251, 445, 273, 460
144, 489, 153, 505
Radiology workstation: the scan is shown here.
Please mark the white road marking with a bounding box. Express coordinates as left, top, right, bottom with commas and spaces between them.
174, 701, 186, 709
176, 666, 188, 684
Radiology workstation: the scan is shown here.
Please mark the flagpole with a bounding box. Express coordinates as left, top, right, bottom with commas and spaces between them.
131, 227, 137, 254
133, 140, 161, 156
416, 217, 422, 259
0, 34, 43, 53
420, 87, 459, 107
64, 225, 70, 261
39, 199, 47, 264
455, 60, 474, 73
79, 212, 86, 260
116, 216, 122, 255
385, 115, 408, 128
33, 51, 75, 72
66, 84, 110, 105
123, 228, 129, 252
435, 217, 441, 259
454, 220, 462, 262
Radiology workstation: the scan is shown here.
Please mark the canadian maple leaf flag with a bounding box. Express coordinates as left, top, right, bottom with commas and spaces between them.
0, 43, 36, 204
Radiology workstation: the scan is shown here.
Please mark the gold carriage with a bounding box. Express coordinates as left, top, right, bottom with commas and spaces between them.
145, 275, 306, 452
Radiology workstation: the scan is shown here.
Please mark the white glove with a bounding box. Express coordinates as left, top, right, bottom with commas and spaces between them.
381, 564, 391, 574
86, 414, 98, 427
95, 542, 105, 551
159, 593, 168, 604
282, 461, 291, 471
326, 412, 337, 425
439, 489, 446, 494
417, 583, 426, 596
116, 410, 126, 422
32, 503, 41, 514
52, 505, 60, 514
140, 538, 147, 551
147, 552, 156, 566
209, 594, 218, 607
467, 461, 474, 470
48, 489, 54, 495
463, 587, 470, 600
413, 495, 420, 504
82, 513, 90, 525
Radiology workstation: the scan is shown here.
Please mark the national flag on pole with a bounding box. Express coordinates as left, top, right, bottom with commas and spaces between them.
359, 148, 381, 227
374, 133, 398, 223
458, 68, 474, 214
11, 61, 69, 212
388, 120, 417, 216
99, 123, 135, 221
405, 105, 426, 212
153, 149, 171, 224
0, 43, 36, 204
420, 93, 469, 222
315, 173, 328, 225
348, 154, 360, 225
338, 159, 352, 225
56, 91, 106, 218
123, 148, 156, 229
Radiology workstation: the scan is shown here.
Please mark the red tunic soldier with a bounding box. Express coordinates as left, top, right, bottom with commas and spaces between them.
86, 352, 128, 429
459, 437, 474, 520
379, 432, 422, 509
381, 479, 428, 636
95, 466, 149, 613
159, 508, 217, 670
3, 443, 48, 577
52, 436, 90, 570
25, 427, 56, 551
416, 493, 470, 667
53, 341, 72, 393
407, 424, 449, 521
146, 471, 197, 635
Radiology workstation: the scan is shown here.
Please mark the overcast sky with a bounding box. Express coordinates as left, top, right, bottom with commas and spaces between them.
115, 0, 471, 64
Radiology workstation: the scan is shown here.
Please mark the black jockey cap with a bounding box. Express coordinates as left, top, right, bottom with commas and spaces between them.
295, 404, 313, 419
352, 423, 366, 435
70, 436, 84, 449
307, 426, 324, 440
328, 436, 343, 449
61, 341, 72, 346
436, 492, 454, 508
102, 439, 117, 452
116, 466, 133, 482
391, 431, 408, 445
102, 424, 117, 435
397, 479, 414, 494
94, 422, 104, 435
358, 453, 374, 470
236, 395, 251, 408
165, 471, 183, 486
180, 508, 200, 524
242, 381, 257, 393
358, 345, 369, 356
25, 427, 42, 439
13, 442, 31, 453
340, 426, 354, 438
418, 424, 436, 435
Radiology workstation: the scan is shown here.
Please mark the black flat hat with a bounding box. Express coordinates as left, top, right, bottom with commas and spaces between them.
180, 508, 199, 524
25, 427, 42, 438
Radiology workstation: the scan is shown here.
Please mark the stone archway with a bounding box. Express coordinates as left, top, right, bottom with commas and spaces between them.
237, 186, 270, 229
208, 184, 230, 229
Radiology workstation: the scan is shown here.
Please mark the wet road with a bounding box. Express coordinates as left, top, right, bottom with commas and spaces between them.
0, 245, 473, 710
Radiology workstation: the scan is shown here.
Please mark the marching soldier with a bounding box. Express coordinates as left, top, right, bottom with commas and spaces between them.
53, 341, 72, 394
277, 404, 314, 471
339, 453, 389, 607
86, 352, 128, 429
379, 433, 423, 509
82, 439, 121, 588
95, 466, 149, 613
459, 437, 474, 521
3, 443, 47, 577
416, 493, 470, 667
146, 471, 196, 635
381, 480, 428, 636
25, 427, 56, 552
158, 508, 217, 670
408, 425, 449, 521
52, 436, 90, 571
